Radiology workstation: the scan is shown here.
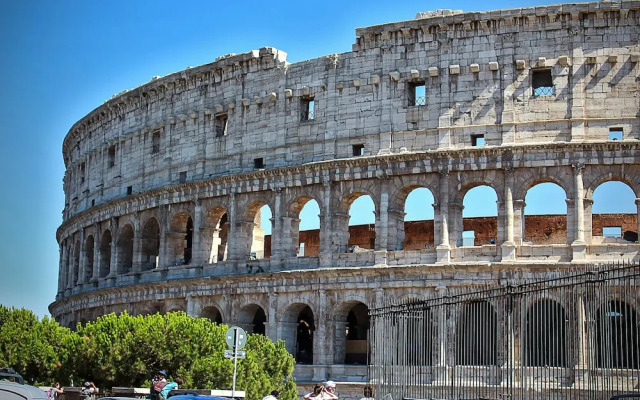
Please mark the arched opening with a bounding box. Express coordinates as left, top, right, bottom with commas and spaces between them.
462, 186, 498, 247
205, 207, 228, 264
141, 218, 160, 271
393, 303, 434, 366
592, 181, 637, 243
524, 183, 567, 244
293, 198, 320, 257
238, 304, 267, 335
348, 195, 376, 252
99, 230, 112, 278
116, 224, 134, 274
343, 302, 370, 364
596, 300, 640, 369
403, 187, 436, 250
296, 306, 315, 364
250, 205, 272, 260
456, 300, 497, 365
168, 212, 193, 266
72, 241, 80, 285
201, 306, 223, 324
84, 235, 94, 282
524, 299, 567, 367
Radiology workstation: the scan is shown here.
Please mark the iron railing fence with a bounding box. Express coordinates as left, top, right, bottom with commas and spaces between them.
369, 262, 640, 400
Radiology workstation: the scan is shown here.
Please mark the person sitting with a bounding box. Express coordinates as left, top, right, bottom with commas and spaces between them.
160, 377, 183, 400
321, 381, 338, 400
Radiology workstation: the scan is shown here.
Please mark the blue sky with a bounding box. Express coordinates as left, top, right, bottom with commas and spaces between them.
0, 0, 633, 318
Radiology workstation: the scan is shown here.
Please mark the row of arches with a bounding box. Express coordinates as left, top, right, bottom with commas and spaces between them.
59, 177, 638, 290
392, 299, 639, 369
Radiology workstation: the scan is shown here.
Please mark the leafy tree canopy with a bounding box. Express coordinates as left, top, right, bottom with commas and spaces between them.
0, 306, 295, 400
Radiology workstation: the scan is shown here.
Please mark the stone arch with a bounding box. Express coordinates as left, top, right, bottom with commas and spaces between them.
281, 302, 316, 364
523, 298, 568, 367
136, 302, 164, 316
140, 217, 160, 271
240, 201, 273, 260
456, 300, 497, 366
332, 300, 370, 364
99, 229, 112, 278
116, 224, 134, 274
460, 184, 499, 247
167, 211, 193, 266
513, 169, 572, 202
238, 303, 267, 335
595, 299, 639, 369
583, 165, 640, 199
288, 196, 322, 257
84, 235, 94, 282
590, 180, 638, 243
201, 305, 223, 324
523, 182, 568, 244
202, 205, 229, 264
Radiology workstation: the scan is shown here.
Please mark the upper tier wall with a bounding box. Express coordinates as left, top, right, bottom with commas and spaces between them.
61, 1, 640, 221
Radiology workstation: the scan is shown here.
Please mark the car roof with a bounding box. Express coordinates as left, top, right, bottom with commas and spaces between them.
0, 380, 49, 400
169, 396, 236, 400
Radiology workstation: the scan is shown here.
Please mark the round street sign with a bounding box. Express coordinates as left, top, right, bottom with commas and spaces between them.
225, 326, 247, 349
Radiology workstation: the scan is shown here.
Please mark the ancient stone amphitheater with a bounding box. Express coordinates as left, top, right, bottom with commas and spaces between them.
52, 0, 639, 387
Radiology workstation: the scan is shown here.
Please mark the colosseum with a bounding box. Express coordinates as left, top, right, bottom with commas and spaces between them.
52, 0, 639, 394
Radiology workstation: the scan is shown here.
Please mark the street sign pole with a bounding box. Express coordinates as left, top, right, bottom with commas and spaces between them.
232, 329, 238, 398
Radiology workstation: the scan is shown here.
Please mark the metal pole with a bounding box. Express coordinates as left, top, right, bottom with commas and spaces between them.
232, 330, 238, 398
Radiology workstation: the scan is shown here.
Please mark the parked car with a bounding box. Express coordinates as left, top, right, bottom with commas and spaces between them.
0, 380, 48, 400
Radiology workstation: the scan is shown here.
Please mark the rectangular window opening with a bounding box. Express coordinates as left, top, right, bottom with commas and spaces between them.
179, 171, 187, 184
472, 134, 485, 147
151, 130, 161, 154
126, 185, 133, 196
609, 127, 623, 141
80, 162, 86, 184
215, 113, 228, 137
603, 226, 622, 238
108, 145, 116, 168
462, 230, 476, 247
298, 242, 305, 257
352, 144, 365, 157
532, 69, 554, 97
408, 82, 426, 106
301, 98, 315, 121
254, 157, 264, 169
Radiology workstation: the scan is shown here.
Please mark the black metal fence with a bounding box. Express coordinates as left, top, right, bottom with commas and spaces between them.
369, 263, 640, 400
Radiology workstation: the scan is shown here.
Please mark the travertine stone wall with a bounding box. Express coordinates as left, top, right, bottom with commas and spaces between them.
52, 1, 640, 383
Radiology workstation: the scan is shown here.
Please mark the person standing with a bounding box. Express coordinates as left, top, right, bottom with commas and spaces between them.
47, 382, 63, 399
79, 381, 98, 400
321, 381, 338, 400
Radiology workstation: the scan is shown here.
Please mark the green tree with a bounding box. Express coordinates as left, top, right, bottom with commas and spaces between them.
70, 311, 295, 400
0, 305, 71, 385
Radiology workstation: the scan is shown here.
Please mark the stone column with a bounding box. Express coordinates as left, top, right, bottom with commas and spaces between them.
132, 213, 142, 272
266, 293, 278, 340
434, 286, 448, 384
158, 213, 168, 268
513, 200, 525, 244
92, 226, 100, 280
566, 199, 575, 244
333, 321, 349, 364
58, 243, 66, 297
584, 198, 593, 244
77, 229, 86, 285
66, 238, 75, 289
572, 165, 587, 260
186, 295, 197, 317
332, 213, 351, 253
636, 198, 640, 243
501, 169, 517, 261
314, 290, 330, 365
319, 180, 332, 254
436, 171, 451, 263
271, 188, 283, 259
378, 185, 389, 251
279, 216, 294, 258
190, 201, 203, 265
388, 209, 407, 251
226, 193, 238, 260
